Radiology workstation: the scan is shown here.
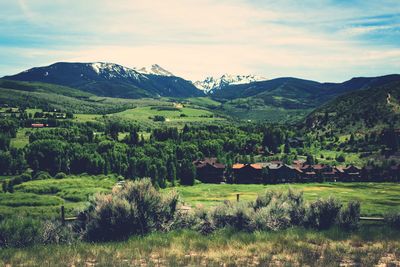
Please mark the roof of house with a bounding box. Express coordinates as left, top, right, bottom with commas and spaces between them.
194, 158, 225, 169
232, 163, 245, 169
31, 123, 45, 127
250, 163, 262, 170
232, 163, 262, 170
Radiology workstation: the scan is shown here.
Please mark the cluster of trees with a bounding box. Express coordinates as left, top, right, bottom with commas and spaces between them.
0, 115, 296, 187
1, 110, 399, 184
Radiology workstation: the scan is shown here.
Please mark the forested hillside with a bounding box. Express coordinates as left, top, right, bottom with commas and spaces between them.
306, 80, 400, 133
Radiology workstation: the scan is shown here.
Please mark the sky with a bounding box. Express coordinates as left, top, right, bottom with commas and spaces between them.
0, 0, 400, 82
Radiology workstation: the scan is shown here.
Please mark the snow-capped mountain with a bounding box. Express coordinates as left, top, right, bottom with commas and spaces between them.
194, 74, 266, 93
5, 62, 203, 98
90, 62, 146, 80
134, 64, 174, 77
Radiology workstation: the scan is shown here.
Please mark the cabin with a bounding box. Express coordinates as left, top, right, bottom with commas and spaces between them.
299, 164, 341, 181
340, 165, 362, 181
267, 163, 302, 183
193, 158, 225, 183
31, 123, 47, 128
233, 163, 263, 184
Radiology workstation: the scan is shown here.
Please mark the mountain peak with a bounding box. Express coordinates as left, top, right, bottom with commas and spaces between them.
135, 64, 174, 77
194, 74, 266, 93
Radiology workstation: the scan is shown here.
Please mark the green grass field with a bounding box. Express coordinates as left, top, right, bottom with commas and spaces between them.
171, 183, 400, 217
1, 175, 398, 219
0, 175, 118, 218
111, 106, 225, 127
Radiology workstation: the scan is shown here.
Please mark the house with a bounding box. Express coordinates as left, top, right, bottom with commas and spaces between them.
299, 164, 340, 182
233, 163, 263, 184
267, 163, 302, 183
340, 165, 362, 181
31, 123, 47, 128
193, 158, 225, 183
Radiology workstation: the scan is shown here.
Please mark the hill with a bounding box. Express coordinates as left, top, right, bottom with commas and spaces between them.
0, 79, 93, 98
305, 80, 400, 133
213, 75, 400, 109
3, 62, 204, 98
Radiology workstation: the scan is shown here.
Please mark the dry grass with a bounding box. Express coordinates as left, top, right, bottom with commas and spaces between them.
1, 226, 399, 266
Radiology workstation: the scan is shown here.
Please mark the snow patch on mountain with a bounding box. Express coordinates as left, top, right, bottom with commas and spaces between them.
134, 64, 174, 76
194, 74, 266, 93
89, 62, 146, 80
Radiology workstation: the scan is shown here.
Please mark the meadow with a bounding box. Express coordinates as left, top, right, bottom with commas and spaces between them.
171, 183, 400, 217
1, 174, 399, 219
0, 174, 118, 218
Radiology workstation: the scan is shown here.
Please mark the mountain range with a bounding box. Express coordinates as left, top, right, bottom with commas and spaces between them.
4, 62, 203, 98
2, 61, 400, 127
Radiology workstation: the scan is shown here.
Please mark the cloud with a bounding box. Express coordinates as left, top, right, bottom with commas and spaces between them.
1, 0, 399, 81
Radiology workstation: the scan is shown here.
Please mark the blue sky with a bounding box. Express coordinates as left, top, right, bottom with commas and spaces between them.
0, 0, 399, 81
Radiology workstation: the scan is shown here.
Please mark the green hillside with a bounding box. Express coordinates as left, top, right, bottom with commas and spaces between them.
305, 81, 400, 133
0, 79, 93, 98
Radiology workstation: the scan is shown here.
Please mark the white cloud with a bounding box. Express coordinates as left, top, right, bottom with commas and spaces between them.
1, 0, 399, 81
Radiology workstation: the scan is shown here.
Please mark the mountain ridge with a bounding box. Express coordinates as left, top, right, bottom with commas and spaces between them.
194, 74, 266, 93
4, 62, 203, 98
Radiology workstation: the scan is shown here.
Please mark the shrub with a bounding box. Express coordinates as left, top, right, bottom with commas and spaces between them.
338, 201, 360, 230
384, 212, 400, 229
336, 154, 346, 163
252, 190, 306, 231
54, 172, 67, 179
193, 208, 216, 235
305, 197, 342, 230
34, 171, 52, 180
253, 189, 306, 228
212, 201, 254, 231
83, 178, 179, 241
20, 172, 32, 182
0, 217, 42, 248
41, 221, 76, 244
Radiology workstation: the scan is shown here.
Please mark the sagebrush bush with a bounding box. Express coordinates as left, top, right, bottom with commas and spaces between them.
41, 220, 76, 244
253, 189, 306, 231
193, 208, 216, 235
338, 201, 360, 230
212, 201, 254, 231
0, 217, 42, 248
384, 212, 400, 229
305, 197, 342, 230
83, 178, 179, 241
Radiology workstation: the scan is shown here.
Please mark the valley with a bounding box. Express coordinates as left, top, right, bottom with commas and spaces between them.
0, 62, 399, 266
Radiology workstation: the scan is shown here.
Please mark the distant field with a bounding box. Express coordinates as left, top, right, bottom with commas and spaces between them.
219, 102, 312, 123
184, 97, 222, 108
0, 175, 118, 218
172, 183, 400, 217
10, 127, 54, 149
111, 106, 225, 127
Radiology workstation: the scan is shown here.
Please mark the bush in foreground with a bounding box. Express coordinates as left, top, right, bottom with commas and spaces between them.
83, 178, 179, 241
305, 197, 342, 230
0, 217, 75, 248
384, 212, 400, 229
338, 201, 361, 230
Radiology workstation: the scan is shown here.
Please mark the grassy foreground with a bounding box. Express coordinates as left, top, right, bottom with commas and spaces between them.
1, 227, 399, 266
